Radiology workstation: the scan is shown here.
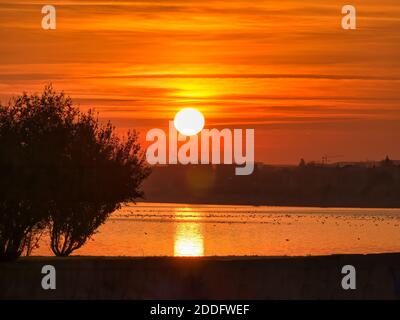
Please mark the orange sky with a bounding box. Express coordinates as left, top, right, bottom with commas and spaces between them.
0, 0, 400, 163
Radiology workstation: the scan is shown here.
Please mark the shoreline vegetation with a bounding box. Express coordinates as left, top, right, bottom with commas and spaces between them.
140, 199, 400, 210
143, 158, 400, 208
1, 253, 400, 299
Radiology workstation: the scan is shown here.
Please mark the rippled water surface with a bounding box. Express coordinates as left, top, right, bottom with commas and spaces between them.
34, 202, 400, 256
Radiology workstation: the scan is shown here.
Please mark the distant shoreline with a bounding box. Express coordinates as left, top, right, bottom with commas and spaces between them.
143, 163, 400, 209
2, 253, 400, 299
139, 199, 400, 210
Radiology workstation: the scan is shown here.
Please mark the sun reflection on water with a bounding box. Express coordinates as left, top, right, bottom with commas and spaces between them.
174, 208, 204, 256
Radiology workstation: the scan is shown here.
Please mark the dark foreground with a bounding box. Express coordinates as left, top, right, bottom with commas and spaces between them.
1, 253, 400, 299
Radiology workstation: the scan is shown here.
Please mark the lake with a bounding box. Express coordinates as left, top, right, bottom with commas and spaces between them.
34, 202, 400, 256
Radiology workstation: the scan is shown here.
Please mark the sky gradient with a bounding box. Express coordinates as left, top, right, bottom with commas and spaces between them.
0, 0, 399, 163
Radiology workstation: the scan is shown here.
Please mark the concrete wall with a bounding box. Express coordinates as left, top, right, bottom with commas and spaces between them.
1, 254, 400, 299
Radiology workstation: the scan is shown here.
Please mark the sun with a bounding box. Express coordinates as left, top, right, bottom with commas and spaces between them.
174, 108, 205, 136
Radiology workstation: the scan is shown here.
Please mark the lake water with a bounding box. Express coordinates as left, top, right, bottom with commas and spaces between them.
34, 202, 400, 257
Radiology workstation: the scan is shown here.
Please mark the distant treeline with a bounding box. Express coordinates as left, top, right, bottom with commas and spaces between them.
143, 157, 400, 208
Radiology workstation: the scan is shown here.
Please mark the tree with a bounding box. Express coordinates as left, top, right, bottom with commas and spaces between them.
381, 155, 394, 167
0, 86, 76, 260
50, 115, 150, 256
298, 158, 306, 168
0, 85, 150, 260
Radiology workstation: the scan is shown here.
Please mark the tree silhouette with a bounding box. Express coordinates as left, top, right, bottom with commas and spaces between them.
0, 85, 150, 259
381, 155, 394, 167
0, 86, 75, 260
298, 158, 306, 167
49, 115, 150, 256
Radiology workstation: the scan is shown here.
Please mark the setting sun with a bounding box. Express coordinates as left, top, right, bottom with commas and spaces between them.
173, 108, 205, 136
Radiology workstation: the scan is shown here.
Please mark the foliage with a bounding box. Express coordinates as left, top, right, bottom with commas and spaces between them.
0, 85, 150, 260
